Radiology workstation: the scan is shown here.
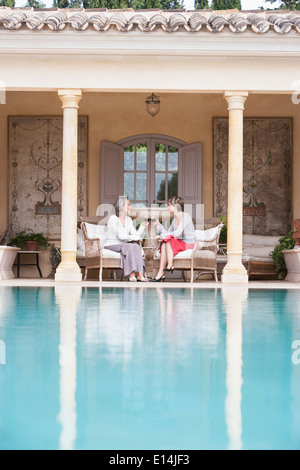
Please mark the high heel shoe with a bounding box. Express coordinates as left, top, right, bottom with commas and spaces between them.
164, 266, 174, 273
150, 275, 166, 283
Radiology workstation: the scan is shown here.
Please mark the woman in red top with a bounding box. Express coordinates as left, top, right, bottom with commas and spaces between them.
150, 197, 195, 282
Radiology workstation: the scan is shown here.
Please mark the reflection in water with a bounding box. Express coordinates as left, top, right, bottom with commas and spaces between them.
77, 287, 223, 449
55, 286, 247, 450
0, 288, 16, 366
0, 340, 5, 365
222, 287, 248, 451
55, 286, 82, 451
2, 286, 299, 449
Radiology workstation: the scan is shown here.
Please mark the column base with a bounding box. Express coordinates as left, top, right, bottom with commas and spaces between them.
222, 266, 249, 284
221, 273, 249, 284
55, 263, 82, 282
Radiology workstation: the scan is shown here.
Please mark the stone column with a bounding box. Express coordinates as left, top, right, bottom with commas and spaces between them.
55, 90, 82, 282
222, 91, 249, 285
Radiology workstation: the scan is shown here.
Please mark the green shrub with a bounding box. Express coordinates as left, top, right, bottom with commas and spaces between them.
218, 214, 227, 244
271, 231, 295, 279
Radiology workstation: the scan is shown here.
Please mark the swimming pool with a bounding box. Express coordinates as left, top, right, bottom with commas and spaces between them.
0, 286, 299, 450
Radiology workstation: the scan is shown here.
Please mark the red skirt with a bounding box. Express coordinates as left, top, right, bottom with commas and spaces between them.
160, 235, 195, 256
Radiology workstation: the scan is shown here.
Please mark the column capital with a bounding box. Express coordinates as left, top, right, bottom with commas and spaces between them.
58, 89, 82, 109
224, 91, 248, 111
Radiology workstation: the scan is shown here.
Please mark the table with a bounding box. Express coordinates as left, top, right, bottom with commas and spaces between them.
16, 251, 42, 278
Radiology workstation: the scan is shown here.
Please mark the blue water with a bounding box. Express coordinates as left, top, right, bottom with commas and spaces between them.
0, 286, 300, 450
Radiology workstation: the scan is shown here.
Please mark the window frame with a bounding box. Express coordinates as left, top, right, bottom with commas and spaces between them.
117, 134, 186, 206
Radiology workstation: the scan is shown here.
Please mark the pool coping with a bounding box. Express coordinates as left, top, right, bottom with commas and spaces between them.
1, 278, 300, 289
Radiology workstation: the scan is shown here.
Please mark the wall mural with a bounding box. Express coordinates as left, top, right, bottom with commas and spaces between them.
214, 118, 292, 236
9, 116, 88, 240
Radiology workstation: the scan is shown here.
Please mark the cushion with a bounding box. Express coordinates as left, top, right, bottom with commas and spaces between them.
77, 228, 85, 255
195, 225, 221, 242
242, 246, 274, 263
243, 234, 280, 248
155, 248, 215, 260
84, 222, 107, 247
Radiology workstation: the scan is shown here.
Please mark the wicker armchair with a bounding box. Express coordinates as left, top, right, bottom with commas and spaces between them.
80, 217, 122, 282
80, 216, 145, 282
153, 218, 223, 283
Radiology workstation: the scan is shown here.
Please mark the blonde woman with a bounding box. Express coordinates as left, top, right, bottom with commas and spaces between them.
104, 196, 148, 282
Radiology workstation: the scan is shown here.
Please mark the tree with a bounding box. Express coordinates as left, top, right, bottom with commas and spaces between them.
25, 0, 46, 7
160, 0, 184, 7
211, 0, 241, 9
53, 0, 73, 7
0, 0, 15, 6
195, 0, 209, 9
265, 0, 300, 9
56, 0, 185, 8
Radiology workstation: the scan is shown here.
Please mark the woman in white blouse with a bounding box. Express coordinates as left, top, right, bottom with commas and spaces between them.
104, 196, 148, 282
150, 196, 195, 282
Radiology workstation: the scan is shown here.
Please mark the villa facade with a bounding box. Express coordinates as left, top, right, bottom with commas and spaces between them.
0, 7, 300, 282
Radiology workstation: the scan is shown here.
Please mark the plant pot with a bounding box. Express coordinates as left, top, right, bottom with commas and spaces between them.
0, 246, 20, 280
283, 249, 300, 283
25, 241, 39, 251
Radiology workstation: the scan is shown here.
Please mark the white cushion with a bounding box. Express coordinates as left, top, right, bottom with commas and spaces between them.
77, 228, 85, 256
77, 248, 85, 258
242, 246, 274, 263
155, 248, 215, 260
195, 225, 221, 242
84, 223, 107, 247
243, 234, 280, 248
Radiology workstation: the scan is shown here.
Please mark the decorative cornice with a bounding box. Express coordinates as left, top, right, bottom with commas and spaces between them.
0, 7, 300, 35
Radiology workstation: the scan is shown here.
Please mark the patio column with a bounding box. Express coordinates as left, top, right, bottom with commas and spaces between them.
222, 91, 249, 285
55, 90, 82, 282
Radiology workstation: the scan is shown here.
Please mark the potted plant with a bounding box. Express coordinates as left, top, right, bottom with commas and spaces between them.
219, 214, 228, 244
271, 231, 295, 280
10, 231, 50, 251
48, 244, 61, 278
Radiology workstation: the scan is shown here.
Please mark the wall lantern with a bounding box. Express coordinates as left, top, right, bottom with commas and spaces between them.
145, 93, 160, 118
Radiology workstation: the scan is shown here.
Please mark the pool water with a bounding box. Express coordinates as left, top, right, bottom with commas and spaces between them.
0, 286, 300, 450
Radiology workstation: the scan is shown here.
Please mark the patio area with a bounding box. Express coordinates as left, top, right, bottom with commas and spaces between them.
0, 7, 300, 285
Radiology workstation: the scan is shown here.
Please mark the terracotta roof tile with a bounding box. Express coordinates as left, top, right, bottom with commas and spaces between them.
0, 7, 299, 35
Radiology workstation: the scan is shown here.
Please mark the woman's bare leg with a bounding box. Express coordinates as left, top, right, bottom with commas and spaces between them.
165, 242, 174, 269
155, 242, 167, 279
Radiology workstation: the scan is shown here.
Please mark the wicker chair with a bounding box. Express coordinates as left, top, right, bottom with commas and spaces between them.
153, 218, 223, 283
80, 216, 144, 282
80, 216, 122, 281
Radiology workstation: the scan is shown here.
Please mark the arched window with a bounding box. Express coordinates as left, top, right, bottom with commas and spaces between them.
101, 134, 202, 210
118, 135, 185, 206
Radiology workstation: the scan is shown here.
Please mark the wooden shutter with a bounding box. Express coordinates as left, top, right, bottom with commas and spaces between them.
100, 142, 124, 205
178, 143, 202, 205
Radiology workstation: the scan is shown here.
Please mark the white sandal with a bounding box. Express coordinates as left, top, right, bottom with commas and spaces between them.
129, 276, 137, 282
137, 276, 147, 282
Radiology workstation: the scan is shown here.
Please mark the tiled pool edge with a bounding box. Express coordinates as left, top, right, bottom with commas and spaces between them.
1, 279, 300, 290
